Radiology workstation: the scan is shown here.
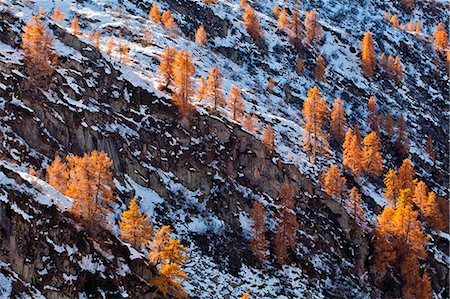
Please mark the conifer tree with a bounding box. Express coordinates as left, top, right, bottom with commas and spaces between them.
267, 77, 275, 94
433, 22, 448, 52
119, 199, 154, 249
330, 98, 348, 144
243, 5, 264, 41
243, 114, 255, 134
148, 226, 187, 297
415, 20, 422, 34
93, 31, 101, 49
361, 31, 376, 77
274, 182, 298, 265
323, 165, 347, 202
161, 10, 178, 32
314, 55, 326, 82
241, 291, 250, 299
289, 10, 304, 51
71, 17, 81, 35
390, 14, 399, 28
149, 4, 161, 23
384, 169, 399, 205
361, 132, 383, 177
407, 20, 414, 32
195, 25, 208, 46
302, 86, 329, 163
262, 124, 275, 153
273, 5, 280, 17
119, 42, 130, 64
349, 187, 365, 224
383, 12, 390, 21
384, 112, 394, 137
196, 76, 207, 101
354, 123, 363, 145
106, 37, 114, 55
425, 134, 435, 162
249, 201, 268, 261
66, 151, 116, 225
397, 159, 415, 192
227, 85, 245, 121
172, 50, 196, 114
305, 10, 323, 45
394, 56, 403, 84
379, 53, 386, 70
342, 129, 363, 176
206, 66, 225, 111
158, 47, 177, 89
423, 192, 444, 231
367, 96, 379, 133
413, 181, 427, 211
278, 8, 289, 30
387, 54, 395, 79
21, 16, 57, 85
395, 113, 409, 157
47, 155, 69, 194
51, 7, 64, 23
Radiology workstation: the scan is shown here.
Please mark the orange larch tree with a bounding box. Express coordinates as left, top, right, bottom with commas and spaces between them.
422, 192, 444, 231
302, 86, 329, 163
273, 5, 280, 17
149, 4, 161, 23
407, 20, 414, 32
323, 165, 347, 202
51, 7, 64, 23
397, 159, 415, 192
172, 50, 196, 114
314, 55, 326, 82
433, 22, 448, 52
262, 124, 275, 153
415, 20, 422, 33
361, 31, 376, 77
71, 17, 81, 35
295, 56, 304, 74
21, 16, 57, 85
384, 112, 394, 137
390, 14, 399, 28
425, 134, 435, 163
384, 169, 399, 205
393, 56, 402, 84
119, 198, 154, 249
243, 114, 255, 134
278, 8, 289, 30
361, 132, 383, 177
413, 180, 428, 211
395, 113, 409, 157
305, 10, 323, 45
243, 5, 264, 41
367, 96, 380, 133
196, 76, 207, 101
158, 47, 177, 89
227, 85, 245, 121
206, 66, 225, 111
342, 129, 363, 176
330, 97, 348, 144
46, 155, 69, 194
161, 10, 178, 33
106, 37, 114, 55
289, 10, 304, 51
249, 201, 268, 261
195, 25, 208, 46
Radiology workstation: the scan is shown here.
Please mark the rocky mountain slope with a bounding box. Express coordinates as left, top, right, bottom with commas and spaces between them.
0, 0, 448, 298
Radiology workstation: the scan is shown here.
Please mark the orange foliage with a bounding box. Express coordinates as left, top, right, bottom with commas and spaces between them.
323, 165, 347, 202
227, 85, 245, 121
172, 50, 196, 114
330, 97, 348, 144
249, 201, 268, 261
195, 25, 208, 46
149, 4, 161, 23
361, 31, 376, 77
158, 47, 177, 89
305, 10, 323, 45
206, 66, 225, 110
361, 132, 383, 177
243, 5, 264, 41
343, 129, 363, 176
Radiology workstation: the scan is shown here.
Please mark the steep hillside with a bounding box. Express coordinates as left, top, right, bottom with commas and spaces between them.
0, 0, 448, 298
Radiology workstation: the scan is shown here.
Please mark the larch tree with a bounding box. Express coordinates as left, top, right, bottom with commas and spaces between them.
274, 182, 298, 265
425, 134, 435, 163
289, 10, 304, 51
149, 4, 161, 23
394, 56, 403, 84
158, 47, 177, 89
343, 129, 363, 176
379, 53, 386, 70
195, 25, 208, 46
415, 20, 422, 33
433, 22, 448, 52
70, 17, 81, 35
51, 7, 64, 23
106, 37, 114, 55
206, 66, 225, 111
172, 50, 196, 115
295, 56, 304, 74
161, 10, 178, 33
148, 226, 187, 297
243, 5, 264, 41
302, 86, 329, 163
395, 113, 409, 157
227, 85, 245, 121
93, 30, 101, 49
119, 199, 154, 249
243, 114, 255, 134
314, 55, 326, 82
361, 132, 383, 177
348, 187, 365, 224
384, 112, 394, 137
65, 151, 116, 225
249, 201, 268, 261
407, 20, 414, 32
196, 76, 207, 101
267, 77, 275, 94
387, 54, 395, 79
354, 123, 363, 145
367, 96, 380, 133
46, 155, 69, 194
383, 12, 390, 21
241, 291, 250, 299
397, 159, 415, 192
262, 124, 275, 153
330, 97, 348, 144
21, 16, 57, 85
390, 14, 399, 28
361, 31, 376, 77
413, 181, 428, 211
322, 165, 347, 202
422, 192, 444, 231
273, 5, 280, 17
305, 10, 323, 45
278, 8, 289, 30
384, 169, 399, 205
